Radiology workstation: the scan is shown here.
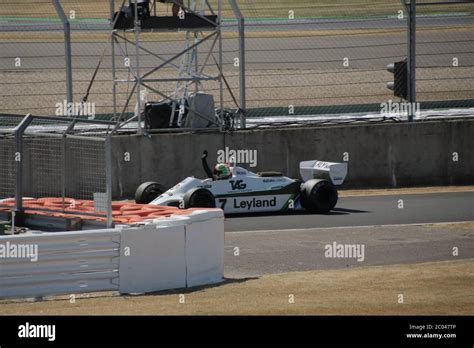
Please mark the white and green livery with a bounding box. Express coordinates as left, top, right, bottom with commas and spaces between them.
135, 151, 348, 214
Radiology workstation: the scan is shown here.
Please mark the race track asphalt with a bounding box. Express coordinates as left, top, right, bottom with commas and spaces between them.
224, 191, 474, 277
225, 191, 474, 232
1, 16, 473, 71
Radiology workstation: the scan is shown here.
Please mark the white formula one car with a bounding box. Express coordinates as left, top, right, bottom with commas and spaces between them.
135, 151, 348, 214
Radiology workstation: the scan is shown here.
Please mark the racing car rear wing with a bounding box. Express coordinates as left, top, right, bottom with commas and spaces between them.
300, 160, 348, 185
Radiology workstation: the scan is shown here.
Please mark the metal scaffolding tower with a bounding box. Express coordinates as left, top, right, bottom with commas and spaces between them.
109, 0, 225, 133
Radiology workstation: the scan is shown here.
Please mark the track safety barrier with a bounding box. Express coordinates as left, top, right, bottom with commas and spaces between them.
0, 208, 224, 299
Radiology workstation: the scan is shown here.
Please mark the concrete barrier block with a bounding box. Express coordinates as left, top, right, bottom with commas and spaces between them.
185, 211, 225, 288
119, 224, 186, 294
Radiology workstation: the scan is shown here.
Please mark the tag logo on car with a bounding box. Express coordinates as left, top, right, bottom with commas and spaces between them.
230, 180, 247, 190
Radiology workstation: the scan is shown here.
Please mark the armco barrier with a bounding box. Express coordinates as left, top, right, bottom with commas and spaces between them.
0, 230, 121, 298
0, 210, 224, 299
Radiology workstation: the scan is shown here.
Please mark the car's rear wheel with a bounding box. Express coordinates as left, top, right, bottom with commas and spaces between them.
183, 188, 216, 208
135, 182, 166, 204
300, 179, 338, 213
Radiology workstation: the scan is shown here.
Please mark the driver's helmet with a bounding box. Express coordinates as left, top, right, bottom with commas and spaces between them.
214, 163, 231, 180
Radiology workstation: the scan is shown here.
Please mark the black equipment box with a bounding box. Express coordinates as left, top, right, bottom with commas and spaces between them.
144, 102, 180, 129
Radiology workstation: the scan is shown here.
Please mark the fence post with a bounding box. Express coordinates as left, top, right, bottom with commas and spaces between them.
52, 0, 73, 112
407, 0, 416, 122
13, 114, 33, 212
105, 135, 113, 228
109, 0, 115, 22
229, 0, 246, 129
61, 134, 67, 211
133, 1, 143, 135
219, 0, 225, 131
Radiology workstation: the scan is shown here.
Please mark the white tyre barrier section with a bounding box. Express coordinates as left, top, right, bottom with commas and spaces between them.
0, 210, 225, 299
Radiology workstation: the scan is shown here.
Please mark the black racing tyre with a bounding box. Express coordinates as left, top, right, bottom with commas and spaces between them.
135, 182, 166, 204
183, 188, 216, 209
300, 179, 338, 213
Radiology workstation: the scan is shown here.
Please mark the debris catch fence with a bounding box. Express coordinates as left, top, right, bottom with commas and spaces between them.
0, 114, 115, 228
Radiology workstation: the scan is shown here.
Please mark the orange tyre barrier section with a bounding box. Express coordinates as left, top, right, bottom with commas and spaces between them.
0, 198, 220, 225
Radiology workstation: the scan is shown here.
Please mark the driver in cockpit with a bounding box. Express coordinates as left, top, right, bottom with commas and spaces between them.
214, 163, 232, 180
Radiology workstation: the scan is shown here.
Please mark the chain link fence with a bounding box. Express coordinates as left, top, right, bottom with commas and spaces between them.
0, 114, 115, 227
0, 116, 21, 201
416, 0, 474, 104
0, 0, 473, 119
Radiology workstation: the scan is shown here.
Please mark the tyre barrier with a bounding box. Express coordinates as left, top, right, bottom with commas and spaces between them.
0, 197, 221, 225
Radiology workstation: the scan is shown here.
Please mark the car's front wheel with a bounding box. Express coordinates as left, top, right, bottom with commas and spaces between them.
183, 188, 216, 208
135, 182, 166, 204
300, 179, 338, 213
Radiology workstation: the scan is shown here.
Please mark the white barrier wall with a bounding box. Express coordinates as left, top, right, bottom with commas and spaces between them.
118, 210, 224, 294
0, 230, 121, 298
0, 210, 225, 299
119, 224, 187, 294
184, 211, 225, 288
